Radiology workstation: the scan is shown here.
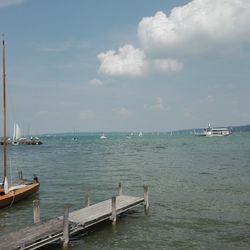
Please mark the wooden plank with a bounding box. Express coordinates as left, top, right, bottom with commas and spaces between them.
0, 195, 144, 250
68, 195, 143, 226
0, 218, 63, 250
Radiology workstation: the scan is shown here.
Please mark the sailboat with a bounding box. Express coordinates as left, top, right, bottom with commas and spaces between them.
0, 38, 39, 209
12, 122, 21, 145
12, 123, 43, 145
100, 132, 107, 139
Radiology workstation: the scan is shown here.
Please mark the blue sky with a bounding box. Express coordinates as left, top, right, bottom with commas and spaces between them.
0, 0, 250, 135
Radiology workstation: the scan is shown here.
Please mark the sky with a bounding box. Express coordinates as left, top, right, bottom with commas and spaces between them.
0, 0, 250, 135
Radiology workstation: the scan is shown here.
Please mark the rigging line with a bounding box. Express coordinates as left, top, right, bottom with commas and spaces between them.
9, 69, 16, 141
9, 158, 13, 187
9, 190, 16, 208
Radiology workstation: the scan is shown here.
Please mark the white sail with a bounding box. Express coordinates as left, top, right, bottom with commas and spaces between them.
4, 177, 9, 194
13, 123, 21, 141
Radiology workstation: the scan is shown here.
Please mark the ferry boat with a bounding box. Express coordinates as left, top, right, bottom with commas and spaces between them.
196, 124, 231, 137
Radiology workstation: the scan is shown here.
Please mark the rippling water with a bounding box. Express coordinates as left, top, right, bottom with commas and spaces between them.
0, 132, 250, 249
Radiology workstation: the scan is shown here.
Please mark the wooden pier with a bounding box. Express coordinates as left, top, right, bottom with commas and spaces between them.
0, 184, 149, 250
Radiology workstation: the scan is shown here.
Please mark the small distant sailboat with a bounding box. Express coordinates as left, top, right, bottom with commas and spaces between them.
100, 133, 107, 139
12, 122, 21, 145
0, 38, 39, 208
138, 131, 143, 137
72, 129, 78, 141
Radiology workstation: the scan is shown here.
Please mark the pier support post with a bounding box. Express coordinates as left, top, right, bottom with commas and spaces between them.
118, 182, 122, 196
18, 170, 23, 180
143, 185, 149, 214
63, 204, 70, 249
33, 200, 40, 224
85, 189, 90, 207
111, 196, 117, 226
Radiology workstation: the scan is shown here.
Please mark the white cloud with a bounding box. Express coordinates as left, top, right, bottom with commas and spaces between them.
0, 0, 25, 8
79, 110, 95, 120
88, 78, 103, 86
112, 107, 134, 118
144, 97, 167, 112
97, 44, 183, 77
96, 0, 250, 79
97, 44, 147, 77
138, 0, 250, 55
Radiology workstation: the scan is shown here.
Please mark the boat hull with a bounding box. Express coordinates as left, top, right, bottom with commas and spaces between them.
0, 182, 39, 208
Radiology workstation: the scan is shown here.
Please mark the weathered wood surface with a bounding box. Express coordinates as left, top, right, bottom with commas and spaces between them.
68, 195, 144, 227
0, 218, 64, 250
0, 195, 144, 250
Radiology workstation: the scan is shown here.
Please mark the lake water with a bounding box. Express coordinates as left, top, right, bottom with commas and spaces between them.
0, 132, 250, 249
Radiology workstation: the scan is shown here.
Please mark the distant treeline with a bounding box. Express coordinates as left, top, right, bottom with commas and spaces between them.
230, 125, 250, 132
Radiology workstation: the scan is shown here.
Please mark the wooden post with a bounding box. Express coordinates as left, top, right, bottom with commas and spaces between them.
111, 196, 117, 225
33, 200, 40, 224
63, 204, 70, 248
143, 185, 149, 213
118, 182, 122, 196
85, 189, 90, 207
18, 170, 23, 180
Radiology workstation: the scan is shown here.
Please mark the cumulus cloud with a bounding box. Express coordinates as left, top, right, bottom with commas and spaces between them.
97, 45, 147, 77
144, 97, 168, 112
0, 0, 25, 8
97, 44, 183, 77
138, 0, 250, 55
88, 78, 103, 86
96, 0, 250, 78
112, 107, 134, 118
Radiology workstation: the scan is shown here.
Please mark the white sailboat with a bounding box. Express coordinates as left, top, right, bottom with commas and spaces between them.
0, 38, 39, 208
12, 122, 21, 145
100, 133, 107, 139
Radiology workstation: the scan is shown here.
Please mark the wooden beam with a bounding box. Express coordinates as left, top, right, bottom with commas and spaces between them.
111, 196, 117, 225
118, 182, 122, 196
33, 200, 40, 224
143, 185, 149, 213
63, 205, 70, 248
84, 189, 90, 207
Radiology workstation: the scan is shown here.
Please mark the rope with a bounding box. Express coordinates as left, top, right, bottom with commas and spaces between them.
9, 190, 16, 208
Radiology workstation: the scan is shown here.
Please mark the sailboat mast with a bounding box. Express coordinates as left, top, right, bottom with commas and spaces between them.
2, 38, 7, 180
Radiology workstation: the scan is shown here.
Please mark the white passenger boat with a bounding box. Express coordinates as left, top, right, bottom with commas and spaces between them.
196, 124, 231, 137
